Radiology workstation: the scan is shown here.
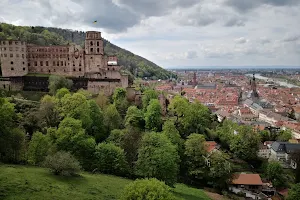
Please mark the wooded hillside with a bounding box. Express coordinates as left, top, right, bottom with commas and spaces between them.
0, 23, 174, 80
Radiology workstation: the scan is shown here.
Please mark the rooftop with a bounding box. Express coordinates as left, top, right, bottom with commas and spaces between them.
231, 173, 263, 185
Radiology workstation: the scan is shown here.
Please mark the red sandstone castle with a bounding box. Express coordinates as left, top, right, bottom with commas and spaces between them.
0, 31, 128, 94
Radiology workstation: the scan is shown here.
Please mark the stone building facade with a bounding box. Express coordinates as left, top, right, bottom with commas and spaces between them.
0, 31, 128, 95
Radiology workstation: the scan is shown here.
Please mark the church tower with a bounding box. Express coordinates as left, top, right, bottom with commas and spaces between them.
250, 74, 259, 101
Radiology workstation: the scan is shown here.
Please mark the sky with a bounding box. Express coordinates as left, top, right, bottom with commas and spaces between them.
0, 0, 300, 68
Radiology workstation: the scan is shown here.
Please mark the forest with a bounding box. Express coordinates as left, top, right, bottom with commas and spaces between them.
0, 22, 175, 80
1, 75, 300, 200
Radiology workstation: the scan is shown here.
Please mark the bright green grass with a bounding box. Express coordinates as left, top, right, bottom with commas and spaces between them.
0, 165, 211, 200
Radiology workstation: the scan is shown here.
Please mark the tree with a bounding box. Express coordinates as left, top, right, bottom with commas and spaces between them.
48, 75, 73, 95
59, 92, 92, 129
229, 125, 261, 161
104, 104, 122, 133
95, 91, 108, 110
265, 161, 285, 188
277, 129, 292, 142
87, 100, 105, 142
120, 178, 176, 200
38, 95, 60, 128
208, 152, 232, 189
136, 133, 179, 186
145, 99, 162, 131
287, 183, 300, 200
184, 134, 207, 180
125, 106, 145, 129
0, 97, 16, 131
162, 120, 184, 155
44, 151, 81, 176
27, 132, 51, 165
142, 89, 158, 110
113, 87, 129, 117
95, 142, 128, 176
106, 129, 126, 146
55, 88, 70, 99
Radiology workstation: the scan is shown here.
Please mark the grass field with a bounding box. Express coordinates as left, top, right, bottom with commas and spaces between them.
0, 165, 211, 200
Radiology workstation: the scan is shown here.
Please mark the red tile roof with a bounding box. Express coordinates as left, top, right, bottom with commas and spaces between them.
231, 173, 263, 185
205, 141, 218, 153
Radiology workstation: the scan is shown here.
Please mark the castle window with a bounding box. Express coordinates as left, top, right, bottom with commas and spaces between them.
22, 54, 24, 58
79, 68, 81, 71
48, 70, 51, 73
53, 61, 55, 66
45, 61, 48, 66
57, 61, 59, 66
61, 61, 63, 66
4, 54, 7, 57
11, 67, 14, 70
11, 61, 13, 64
28, 63, 30, 67
97, 48, 99, 53
73, 68, 76, 71
15, 41, 18, 45
35, 61, 37, 66
90, 57, 93, 59
73, 62, 75, 67
54, 69, 56, 72
4, 47, 6, 51
16, 54, 19, 58
97, 41, 99, 46
90, 48, 93, 52
9, 41, 12, 45
65, 61, 66, 66
90, 41, 93, 46
79, 62, 81, 66
23, 68, 25, 71
10, 54, 13, 57
40, 61, 43, 66
23, 62, 25, 65
2, 41, 5, 45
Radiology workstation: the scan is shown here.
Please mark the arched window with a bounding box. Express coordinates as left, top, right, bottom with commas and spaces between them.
90, 41, 93, 46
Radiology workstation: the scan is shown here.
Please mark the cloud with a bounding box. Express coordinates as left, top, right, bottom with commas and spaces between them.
224, 17, 246, 27
184, 51, 198, 59
283, 34, 300, 42
224, 0, 300, 12
235, 37, 248, 44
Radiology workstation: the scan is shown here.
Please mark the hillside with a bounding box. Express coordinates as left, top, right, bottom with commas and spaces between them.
0, 165, 211, 200
0, 23, 174, 80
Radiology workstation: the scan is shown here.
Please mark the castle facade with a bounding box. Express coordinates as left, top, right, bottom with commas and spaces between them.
0, 31, 128, 95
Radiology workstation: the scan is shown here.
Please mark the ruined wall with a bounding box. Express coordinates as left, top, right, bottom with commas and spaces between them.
0, 40, 28, 77
87, 81, 122, 95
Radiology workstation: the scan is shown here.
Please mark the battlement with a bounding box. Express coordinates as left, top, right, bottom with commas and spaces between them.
86, 31, 101, 40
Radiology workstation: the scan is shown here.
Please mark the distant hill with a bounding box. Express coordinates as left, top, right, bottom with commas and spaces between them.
0, 23, 175, 80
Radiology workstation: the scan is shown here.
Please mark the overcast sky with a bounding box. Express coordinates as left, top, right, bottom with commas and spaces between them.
1, 0, 300, 68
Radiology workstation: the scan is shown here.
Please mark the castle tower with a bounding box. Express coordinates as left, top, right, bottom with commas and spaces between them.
250, 74, 259, 101
84, 31, 105, 74
193, 71, 197, 87
0, 40, 28, 77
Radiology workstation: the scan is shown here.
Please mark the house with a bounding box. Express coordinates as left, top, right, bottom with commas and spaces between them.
238, 107, 257, 121
229, 173, 276, 199
258, 143, 270, 159
229, 173, 264, 199
270, 141, 300, 169
215, 110, 230, 122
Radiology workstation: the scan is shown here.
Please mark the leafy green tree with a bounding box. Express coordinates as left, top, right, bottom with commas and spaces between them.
48, 75, 73, 95
136, 133, 179, 186
0, 97, 16, 131
162, 120, 184, 155
106, 129, 126, 146
287, 183, 300, 200
59, 92, 92, 129
208, 152, 232, 189
265, 161, 285, 188
27, 132, 51, 165
229, 125, 261, 161
184, 134, 207, 180
260, 130, 272, 142
95, 142, 128, 176
55, 88, 70, 99
125, 106, 145, 129
44, 151, 81, 176
38, 95, 60, 128
113, 88, 129, 117
142, 89, 158, 110
87, 100, 105, 142
103, 104, 122, 133
145, 99, 162, 131
120, 178, 176, 200
277, 129, 292, 142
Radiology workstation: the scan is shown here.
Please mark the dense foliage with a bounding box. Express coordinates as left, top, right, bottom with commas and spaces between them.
0, 23, 174, 80
120, 178, 177, 200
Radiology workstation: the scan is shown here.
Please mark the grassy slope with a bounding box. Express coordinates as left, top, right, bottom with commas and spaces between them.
0, 165, 211, 200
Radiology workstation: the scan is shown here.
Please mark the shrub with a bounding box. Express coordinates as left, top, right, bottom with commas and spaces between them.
95, 143, 128, 176
120, 178, 176, 200
27, 132, 51, 165
44, 151, 81, 176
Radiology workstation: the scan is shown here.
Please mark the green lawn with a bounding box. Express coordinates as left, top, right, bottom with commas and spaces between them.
0, 165, 211, 200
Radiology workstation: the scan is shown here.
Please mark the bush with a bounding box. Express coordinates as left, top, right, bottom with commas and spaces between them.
27, 132, 51, 165
120, 178, 176, 200
44, 151, 81, 176
95, 143, 128, 176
